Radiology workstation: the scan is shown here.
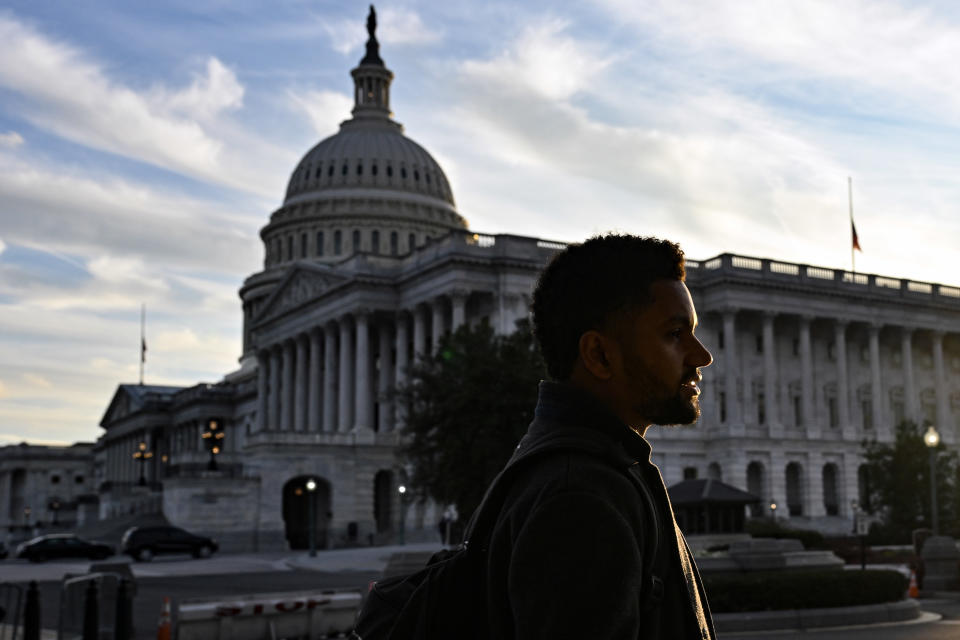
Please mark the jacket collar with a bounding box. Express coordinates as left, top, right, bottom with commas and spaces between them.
527, 380, 653, 464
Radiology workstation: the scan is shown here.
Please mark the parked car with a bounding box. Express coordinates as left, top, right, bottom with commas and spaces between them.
121, 526, 218, 561
15, 534, 113, 562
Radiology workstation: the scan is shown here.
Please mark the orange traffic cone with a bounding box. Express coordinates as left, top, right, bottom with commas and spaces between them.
157, 596, 172, 640
908, 570, 920, 598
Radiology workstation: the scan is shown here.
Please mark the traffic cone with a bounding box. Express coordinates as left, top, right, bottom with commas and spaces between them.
908, 570, 920, 598
157, 596, 172, 640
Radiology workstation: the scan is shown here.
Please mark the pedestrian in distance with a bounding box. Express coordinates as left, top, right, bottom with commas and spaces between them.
485, 234, 716, 639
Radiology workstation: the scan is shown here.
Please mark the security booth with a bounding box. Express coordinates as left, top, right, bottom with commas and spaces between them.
668, 479, 760, 535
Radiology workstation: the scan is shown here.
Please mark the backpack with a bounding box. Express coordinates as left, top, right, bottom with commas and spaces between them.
350, 436, 666, 640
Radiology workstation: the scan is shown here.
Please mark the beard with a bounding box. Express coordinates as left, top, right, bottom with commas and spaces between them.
628, 365, 702, 426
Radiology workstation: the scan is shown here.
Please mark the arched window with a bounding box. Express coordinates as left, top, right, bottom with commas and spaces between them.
390, 231, 398, 256
401, 167, 407, 179
316, 231, 324, 257
352, 229, 361, 252
372, 230, 380, 254
823, 463, 839, 515
334, 230, 342, 255
786, 462, 804, 516
707, 463, 722, 481
387, 165, 393, 177
372, 163, 378, 176
747, 461, 765, 517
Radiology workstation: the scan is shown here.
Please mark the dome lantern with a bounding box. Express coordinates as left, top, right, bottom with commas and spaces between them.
350, 6, 394, 124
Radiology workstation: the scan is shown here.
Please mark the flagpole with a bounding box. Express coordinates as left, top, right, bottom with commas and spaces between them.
140, 303, 146, 385
848, 176, 855, 273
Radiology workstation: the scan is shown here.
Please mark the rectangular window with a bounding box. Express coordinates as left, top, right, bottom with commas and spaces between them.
390, 231, 398, 256
334, 230, 342, 255
372, 230, 380, 254
719, 391, 727, 423
316, 231, 324, 257
755, 334, 763, 354
828, 398, 838, 428
794, 396, 803, 426
862, 400, 873, 429
757, 393, 765, 424
301, 233, 307, 258
287, 236, 293, 260
717, 330, 725, 350
792, 339, 800, 357
353, 229, 361, 251
892, 401, 904, 426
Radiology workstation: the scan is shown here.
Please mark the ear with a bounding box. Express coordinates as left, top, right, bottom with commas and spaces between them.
577, 329, 618, 380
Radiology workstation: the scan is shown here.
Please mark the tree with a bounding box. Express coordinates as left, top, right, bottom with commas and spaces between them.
397, 319, 546, 522
861, 421, 958, 541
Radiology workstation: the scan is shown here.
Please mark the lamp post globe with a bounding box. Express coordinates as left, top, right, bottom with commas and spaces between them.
924, 424, 941, 534
398, 485, 408, 545
306, 478, 317, 557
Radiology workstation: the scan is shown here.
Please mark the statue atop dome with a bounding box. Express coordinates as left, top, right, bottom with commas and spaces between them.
360, 5, 384, 66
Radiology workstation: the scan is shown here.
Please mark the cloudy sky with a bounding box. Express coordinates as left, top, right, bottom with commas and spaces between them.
2, 0, 959, 445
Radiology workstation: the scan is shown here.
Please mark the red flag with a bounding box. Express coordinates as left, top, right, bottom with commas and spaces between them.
851, 220, 862, 252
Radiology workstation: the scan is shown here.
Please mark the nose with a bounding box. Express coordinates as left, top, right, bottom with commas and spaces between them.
691, 337, 713, 368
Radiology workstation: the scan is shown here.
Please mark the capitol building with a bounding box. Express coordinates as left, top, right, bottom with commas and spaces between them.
3, 15, 960, 549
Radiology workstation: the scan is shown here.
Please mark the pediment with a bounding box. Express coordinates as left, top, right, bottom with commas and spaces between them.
255, 265, 349, 325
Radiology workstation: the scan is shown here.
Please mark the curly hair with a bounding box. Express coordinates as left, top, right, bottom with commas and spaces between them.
531, 234, 686, 381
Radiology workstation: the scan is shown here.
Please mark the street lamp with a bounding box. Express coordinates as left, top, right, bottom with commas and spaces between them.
769, 502, 777, 519
306, 479, 317, 558
202, 418, 225, 471
132, 441, 153, 486
23, 506, 31, 529
48, 498, 61, 526
398, 485, 407, 545
924, 424, 940, 535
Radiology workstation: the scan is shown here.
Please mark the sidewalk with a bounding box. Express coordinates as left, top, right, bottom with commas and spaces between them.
283, 541, 444, 573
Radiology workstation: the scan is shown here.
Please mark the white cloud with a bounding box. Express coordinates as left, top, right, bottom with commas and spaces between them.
0, 236, 6, 256
597, 0, 960, 120
461, 19, 613, 101
0, 379, 6, 397
0, 16, 291, 197
288, 89, 353, 138
0, 131, 23, 148
150, 57, 244, 122
23, 373, 51, 388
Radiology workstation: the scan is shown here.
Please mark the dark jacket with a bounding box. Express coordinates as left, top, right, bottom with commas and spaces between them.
484, 381, 715, 640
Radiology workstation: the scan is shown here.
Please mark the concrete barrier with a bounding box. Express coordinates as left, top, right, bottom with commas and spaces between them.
713, 599, 920, 633
176, 589, 362, 640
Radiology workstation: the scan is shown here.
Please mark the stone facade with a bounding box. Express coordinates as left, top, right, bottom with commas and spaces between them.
87, 19, 960, 548
0, 442, 96, 540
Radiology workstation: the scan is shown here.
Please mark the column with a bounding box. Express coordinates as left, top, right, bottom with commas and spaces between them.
308, 329, 322, 432
901, 327, 917, 424
722, 310, 742, 429
339, 317, 353, 433
355, 311, 372, 431
269, 347, 281, 431
281, 341, 294, 431
726, 449, 748, 491
431, 297, 445, 352
806, 451, 826, 517
256, 351, 268, 433
932, 330, 952, 444
799, 315, 816, 436
294, 334, 308, 432
395, 311, 410, 431
868, 323, 887, 440
323, 323, 337, 432
843, 453, 860, 518
378, 321, 393, 432
834, 320, 853, 439
762, 312, 780, 436
451, 290, 467, 330
413, 305, 427, 361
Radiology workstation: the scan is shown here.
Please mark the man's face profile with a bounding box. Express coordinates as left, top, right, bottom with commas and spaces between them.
607, 279, 713, 429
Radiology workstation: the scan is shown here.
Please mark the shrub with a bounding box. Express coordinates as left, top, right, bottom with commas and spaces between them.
704, 569, 907, 613
745, 519, 825, 549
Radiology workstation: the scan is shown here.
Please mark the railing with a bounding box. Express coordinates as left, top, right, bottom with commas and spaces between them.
690, 253, 960, 305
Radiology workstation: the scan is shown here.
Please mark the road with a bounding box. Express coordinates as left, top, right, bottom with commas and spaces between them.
4, 551, 960, 640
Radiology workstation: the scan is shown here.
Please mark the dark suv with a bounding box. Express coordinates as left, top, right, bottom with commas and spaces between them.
121, 526, 218, 561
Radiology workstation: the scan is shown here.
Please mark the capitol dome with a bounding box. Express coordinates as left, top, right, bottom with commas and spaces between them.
260, 10, 466, 269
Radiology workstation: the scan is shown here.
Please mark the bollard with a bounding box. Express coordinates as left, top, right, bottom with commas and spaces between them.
82, 580, 98, 640
23, 580, 40, 640
115, 578, 132, 640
